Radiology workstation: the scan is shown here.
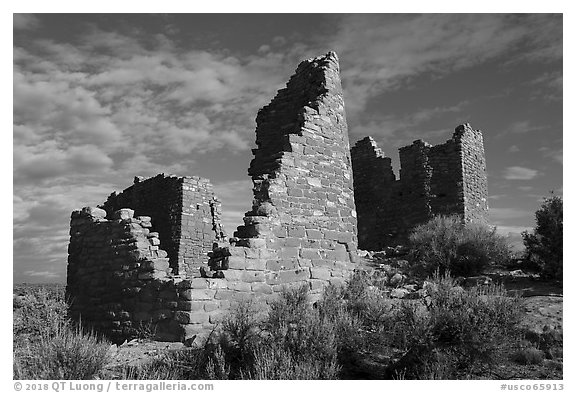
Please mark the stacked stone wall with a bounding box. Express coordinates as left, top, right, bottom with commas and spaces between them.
66, 207, 235, 344
102, 174, 225, 276
208, 51, 359, 303
66, 52, 491, 345
350, 137, 397, 249
351, 123, 489, 250
67, 52, 362, 345
456, 124, 489, 223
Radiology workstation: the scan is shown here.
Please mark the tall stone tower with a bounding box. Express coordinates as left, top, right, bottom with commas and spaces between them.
234, 51, 358, 257
207, 51, 358, 301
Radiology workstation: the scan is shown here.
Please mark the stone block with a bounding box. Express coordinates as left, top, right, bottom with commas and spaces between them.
207, 279, 228, 290
280, 247, 299, 259
227, 255, 246, 269
306, 229, 323, 239
244, 247, 261, 259
309, 279, 327, 291
251, 282, 273, 294
228, 281, 252, 292
266, 268, 310, 285
180, 289, 216, 301
188, 278, 210, 289
203, 301, 220, 312
142, 259, 170, 271
114, 208, 135, 220
245, 258, 267, 270
266, 259, 298, 271
82, 207, 107, 218
242, 271, 266, 283
222, 269, 243, 280
310, 267, 331, 280
300, 248, 320, 259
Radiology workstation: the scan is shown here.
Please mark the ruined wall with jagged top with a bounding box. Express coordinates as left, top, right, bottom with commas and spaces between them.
206, 51, 359, 303
101, 174, 226, 276
67, 52, 361, 345
66, 52, 490, 345
351, 123, 489, 250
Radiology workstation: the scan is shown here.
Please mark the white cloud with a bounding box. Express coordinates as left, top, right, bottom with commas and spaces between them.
503, 166, 539, 180
14, 142, 113, 183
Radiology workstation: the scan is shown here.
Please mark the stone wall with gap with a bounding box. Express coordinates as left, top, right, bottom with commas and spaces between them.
66, 207, 247, 345
351, 123, 489, 250
101, 174, 226, 276
66, 52, 490, 345
67, 52, 362, 345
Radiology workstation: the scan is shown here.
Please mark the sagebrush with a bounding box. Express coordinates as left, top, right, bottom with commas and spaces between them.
408, 214, 511, 277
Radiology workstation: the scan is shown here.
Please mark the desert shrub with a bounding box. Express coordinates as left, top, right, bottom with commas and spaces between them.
253, 285, 340, 379
14, 320, 110, 380
218, 299, 263, 378
14, 285, 110, 379
385, 272, 522, 379
116, 346, 211, 380
408, 215, 511, 277
251, 340, 339, 380
510, 347, 545, 365
317, 284, 364, 349
522, 194, 563, 279
13, 285, 68, 346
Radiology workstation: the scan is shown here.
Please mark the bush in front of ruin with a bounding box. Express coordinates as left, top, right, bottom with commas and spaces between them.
384, 272, 522, 379
13, 286, 110, 379
408, 214, 511, 277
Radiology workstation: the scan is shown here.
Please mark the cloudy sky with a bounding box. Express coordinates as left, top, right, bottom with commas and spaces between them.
13, 13, 562, 283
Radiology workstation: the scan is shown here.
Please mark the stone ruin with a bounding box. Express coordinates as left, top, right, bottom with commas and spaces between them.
66, 51, 489, 344
351, 124, 488, 250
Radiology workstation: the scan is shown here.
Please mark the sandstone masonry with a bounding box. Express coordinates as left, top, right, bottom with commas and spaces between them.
66, 52, 361, 344
351, 123, 489, 250
66, 52, 491, 344
207, 51, 359, 303
101, 174, 226, 276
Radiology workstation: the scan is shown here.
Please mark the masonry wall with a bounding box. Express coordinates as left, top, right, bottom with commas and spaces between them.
102, 174, 226, 276
351, 123, 489, 250
67, 52, 362, 345
207, 51, 359, 303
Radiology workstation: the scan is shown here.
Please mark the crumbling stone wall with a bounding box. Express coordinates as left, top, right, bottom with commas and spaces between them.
66, 207, 231, 343
66, 51, 490, 345
351, 123, 489, 250
102, 174, 226, 276
67, 52, 360, 345
207, 51, 358, 302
